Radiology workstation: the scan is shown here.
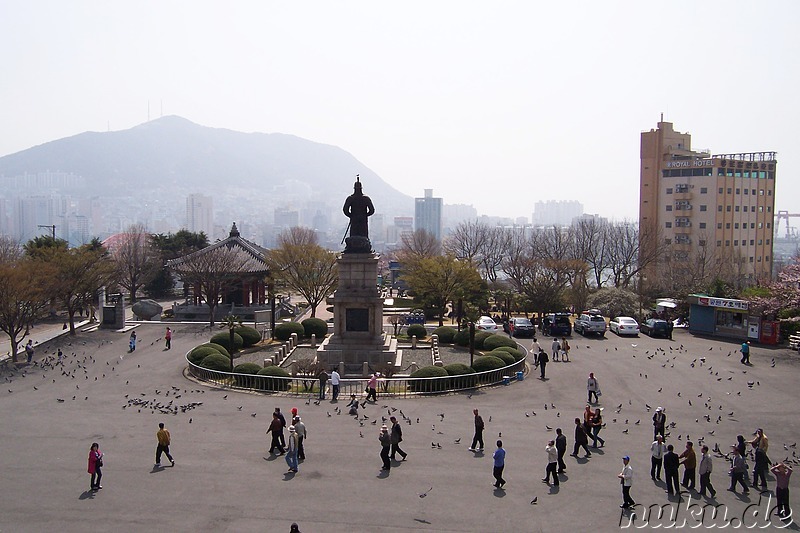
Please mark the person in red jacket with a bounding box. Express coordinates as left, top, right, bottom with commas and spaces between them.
87, 442, 103, 491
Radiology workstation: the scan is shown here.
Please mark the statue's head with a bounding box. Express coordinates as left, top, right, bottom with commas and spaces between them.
353, 180, 362, 194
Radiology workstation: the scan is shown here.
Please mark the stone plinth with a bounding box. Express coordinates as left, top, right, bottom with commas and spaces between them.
316, 252, 400, 373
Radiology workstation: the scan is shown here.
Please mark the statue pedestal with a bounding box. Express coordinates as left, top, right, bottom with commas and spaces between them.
317, 252, 401, 373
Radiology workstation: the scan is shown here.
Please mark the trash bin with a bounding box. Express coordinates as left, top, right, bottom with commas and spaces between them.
502, 375, 510, 385
516, 371, 524, 381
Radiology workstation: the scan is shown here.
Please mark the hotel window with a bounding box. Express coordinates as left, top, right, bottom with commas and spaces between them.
700, 187, 707, 194
758, 256, 762, 262
727, 188, 732, 194
767, 206, 771, 212
726, 240, 730, 246
735, 206, 740, 212
726, 205, 731, 212
760, 189, 765, 195
743, 206, 748, 212
718, 187, 724, 193
735, 188, 740, 194
752, 189, 756, 195
750, 240, 754, 245
717, 223, 722, 229
767, 223, 771, 228
664, 238, 672, 244
744, 189, 749, 195
758, 239, 763, 245
749, 257, 754, 263
751, 223, 756, 229
768, 190, 772, 196
665, 222, 672, 228
734, 240, 739, 246
666, 205, 673, 212
726, 223, 731, 229
718, 206, 723, 212
666, 188, 673, 194
700, 205, 707, 211
734, 223, 739, 229
766, 239, 770, 244
759, 206, 764, 212
766, 256, 770, 262
759, 222, 763, 228
699, 222, 706, 229
717, 241, 722, 246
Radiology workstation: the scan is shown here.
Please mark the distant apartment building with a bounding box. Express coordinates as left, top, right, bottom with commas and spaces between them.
186, 194, 214, 238
442, 203, 478, 231
532, 200, 584, 226
415, 189, 443, 241
639, 120, 776, 283
274, 207, 299, 229
16, 195, 56, 242
386, 216, 414, 246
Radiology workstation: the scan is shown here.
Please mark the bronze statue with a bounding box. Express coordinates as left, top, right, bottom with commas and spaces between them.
342, 175, 375, 253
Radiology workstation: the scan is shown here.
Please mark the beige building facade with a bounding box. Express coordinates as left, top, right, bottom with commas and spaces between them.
639, 121, 776, 286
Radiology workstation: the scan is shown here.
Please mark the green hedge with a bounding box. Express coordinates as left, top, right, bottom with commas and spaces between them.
471, 355, 507, 373
491, 345, 525, 362
233, 362, 262, 374
474, 331, 493, 349
780, 319, 800, 340
275, 321, 305, 341
483, 334, 518, 351
203, 342, 231, 358
256, 366, 291, 391
432, 326, 457, 344
488, 349, 516, 366
453, 329, 471, 346
409, 365, 449, 392
301, 318, 328, 339
200, 353, 232, 371
407, 324, 427, 340
444, 363, 478, 388
210, 332, 244, 353
188, 346, 222, 366
234, 326, 262, 347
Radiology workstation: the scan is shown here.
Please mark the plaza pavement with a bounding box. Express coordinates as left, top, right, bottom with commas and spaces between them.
1, 323, 798, 532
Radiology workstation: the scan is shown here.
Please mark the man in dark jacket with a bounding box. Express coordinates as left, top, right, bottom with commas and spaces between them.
555, 428, 568, 473
469, 409, 484, 451
571, 418, 591, 457
679, 441, 697, 491
537, 349, 549, 379
664, 444, 680, 496
389, 416, 407, 461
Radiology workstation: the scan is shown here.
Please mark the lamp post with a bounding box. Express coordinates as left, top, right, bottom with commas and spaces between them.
469, 321, 476, 367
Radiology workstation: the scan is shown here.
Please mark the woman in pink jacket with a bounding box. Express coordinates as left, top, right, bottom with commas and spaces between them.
88, 442, 103, 491
366, 374, 378, 402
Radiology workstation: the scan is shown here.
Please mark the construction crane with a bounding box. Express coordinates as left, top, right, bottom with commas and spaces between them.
775, 211, 800, 239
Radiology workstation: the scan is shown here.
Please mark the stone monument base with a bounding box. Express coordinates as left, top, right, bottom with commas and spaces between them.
316, 334, 402, 375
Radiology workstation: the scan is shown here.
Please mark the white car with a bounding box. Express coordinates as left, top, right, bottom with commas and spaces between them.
476, 316, 499, 331
609, 316, 639, 336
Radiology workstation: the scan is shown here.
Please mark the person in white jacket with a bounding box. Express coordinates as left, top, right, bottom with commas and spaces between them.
698, 445, 716, 498
618, 456, 635, 509
587, 373, 599, 403
542, 440, 560, 485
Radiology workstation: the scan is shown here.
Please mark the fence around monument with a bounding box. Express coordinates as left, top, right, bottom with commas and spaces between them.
186, 356, 527, 397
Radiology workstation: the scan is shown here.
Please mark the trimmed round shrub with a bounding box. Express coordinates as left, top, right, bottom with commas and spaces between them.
444, 363, 474, 376
407, 324, 427, 340
474, 331, 493, 349
492, 346, 525, 362
233, 362, 262, 374
453, 329, 471, 346
256, 366, 291, 391
488, 349, 516, 366
483, 334, 518, 351
274, 321, 305, 342
210, 332, 244, 353
471, 355, 507, 373
234, 326, 261, 347
188, 346, 221, 365
203, 342, 230, 358
200, 353, 232, 371
444, 362, 478, 388
409, 365, 448, 392
301, 318, 328, 339
432, 326, 457, 344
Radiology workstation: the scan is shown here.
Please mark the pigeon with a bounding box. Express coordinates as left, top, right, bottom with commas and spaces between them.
189, 418, 192, 423
419, 486, 433, 498
454, 438, 461, 444
237, 406, 242, 411
530, 497, 538, 504
545, 425, 552, 431
251, 413, 257, 417
223, 395, 227, 400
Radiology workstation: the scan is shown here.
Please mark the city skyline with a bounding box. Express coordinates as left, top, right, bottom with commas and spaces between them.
2, 2, 798, 222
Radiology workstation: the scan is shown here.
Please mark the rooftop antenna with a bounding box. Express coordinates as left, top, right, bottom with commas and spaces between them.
660, 112, 664, 122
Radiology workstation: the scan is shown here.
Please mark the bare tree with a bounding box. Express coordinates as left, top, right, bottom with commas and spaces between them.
112, 224, 161, 303
267, 228, 338, 318
572, 218, 611, 288
0, 257, 53, 362
397, 229, 441, 262
445, 221, 489, 263
610, 221, 661, 289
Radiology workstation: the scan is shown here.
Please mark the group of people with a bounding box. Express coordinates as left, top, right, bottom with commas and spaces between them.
378, 415, 408, 471
126, 327, 172, 353
529, 336, 571, 379
265, 407, 308, 473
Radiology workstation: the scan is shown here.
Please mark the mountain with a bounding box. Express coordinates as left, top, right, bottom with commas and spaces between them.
0, 116, 413, 215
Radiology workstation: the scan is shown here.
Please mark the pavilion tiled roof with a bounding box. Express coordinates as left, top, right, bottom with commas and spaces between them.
166, 222, 270, 274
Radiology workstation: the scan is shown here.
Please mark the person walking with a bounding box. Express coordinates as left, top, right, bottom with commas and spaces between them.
587, 372, 599, 403
155, 422, 175, 467
698, 445, 716, 498
492, 440, 506, 489
664, 444, 680, 496
740, 340, 750, 364
652, 407, 666, 440
25, 340, 34, 363
771, 462, 792, 518
285, 426, 299, 473
650, 435, 665, 481
555, 428, 567, 474
293, 416, 307, 460
590, 407, 605, 448
728, 445, 749, 494
366, 374, 378, 402
551, 338, 561, 362
752, 445, 769, 490
530, 337, 542, 358
618, 456, 636, 509
679, 441, 697, 491
561, 337, 570, 362
571, 418, 591, 457
537, 349, 549, 379
267, 412, 286, 455
469, 409, 485, 452
379, 425, 392, 471
330, 368, 340, 401
87, 442, 103, 491
543, 440, 559, 485
389, 416, 407, 461
165, 327, 172, 350
274, 407, 287, 448
317, 368, 329, 400
129, 331, 137, 352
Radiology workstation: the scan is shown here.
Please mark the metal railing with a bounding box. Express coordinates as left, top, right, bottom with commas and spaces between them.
186, 355, 527, 397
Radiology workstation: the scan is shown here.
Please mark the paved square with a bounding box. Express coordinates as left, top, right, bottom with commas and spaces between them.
1, 324, 797, 532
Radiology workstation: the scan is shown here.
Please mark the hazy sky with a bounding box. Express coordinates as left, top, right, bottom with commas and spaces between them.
2, 1, 798, 221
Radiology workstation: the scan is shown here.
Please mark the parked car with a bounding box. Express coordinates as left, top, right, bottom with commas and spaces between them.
509, 317, 535, 338
476, 316, 499, 332
574, 312, 607, 337
540, 313, 572, 337
640, 318, 669, 338
609, 316, 639, 336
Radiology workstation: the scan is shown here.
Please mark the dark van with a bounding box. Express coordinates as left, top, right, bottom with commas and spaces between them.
541, 313, 572, 337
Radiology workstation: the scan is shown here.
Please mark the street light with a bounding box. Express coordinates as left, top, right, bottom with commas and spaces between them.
469, 321, 476, 367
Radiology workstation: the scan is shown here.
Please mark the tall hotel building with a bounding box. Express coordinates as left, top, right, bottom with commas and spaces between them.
186, 194, 214, 239
414, 189, 443, 241
639, 120, 776, 284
